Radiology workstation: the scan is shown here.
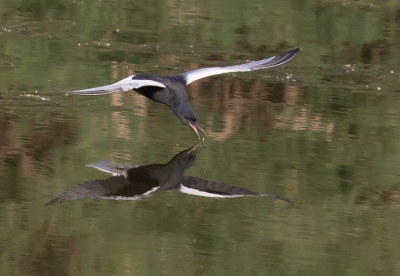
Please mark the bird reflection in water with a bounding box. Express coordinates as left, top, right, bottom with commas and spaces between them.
47, 144, 289, 205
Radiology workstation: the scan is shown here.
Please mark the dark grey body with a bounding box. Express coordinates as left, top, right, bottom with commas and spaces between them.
133, 75, 197, 124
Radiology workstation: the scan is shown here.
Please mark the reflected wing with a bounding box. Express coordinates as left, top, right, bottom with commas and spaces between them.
86, 160, 139, 176
47, 176, 159, 205
178, 48, 299, 85
180, 176, 290, 201
67, 75, 166, 95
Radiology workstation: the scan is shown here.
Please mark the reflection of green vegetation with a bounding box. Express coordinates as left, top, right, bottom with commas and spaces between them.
0, 0, 390, 90
1, 0, 400, 275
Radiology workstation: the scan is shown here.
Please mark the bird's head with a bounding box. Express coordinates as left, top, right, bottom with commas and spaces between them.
168, 143, 201, 171
176, 105, 206, 139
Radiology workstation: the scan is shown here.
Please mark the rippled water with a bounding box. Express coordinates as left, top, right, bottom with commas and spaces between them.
2, 0, 400, 275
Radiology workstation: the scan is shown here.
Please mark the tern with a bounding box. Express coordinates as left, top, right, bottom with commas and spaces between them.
67, 48, 299, 139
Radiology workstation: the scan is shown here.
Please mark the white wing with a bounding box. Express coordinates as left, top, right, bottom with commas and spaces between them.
179, 48, 299, 85
67, 75, 166, 95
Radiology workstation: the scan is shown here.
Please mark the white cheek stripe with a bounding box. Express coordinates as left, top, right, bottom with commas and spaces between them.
179, 184, 244, 198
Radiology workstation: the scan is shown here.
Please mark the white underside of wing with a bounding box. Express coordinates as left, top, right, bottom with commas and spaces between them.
180, 48, 299, 85
68, 75, 166, 95
99, 186, 160, 200
179, 184, 245, 198
100, 195, 143, 201
182, 56, 276, 84
182, 67, 238, 85
86, 160, 139, 176
143, 186, 160, 195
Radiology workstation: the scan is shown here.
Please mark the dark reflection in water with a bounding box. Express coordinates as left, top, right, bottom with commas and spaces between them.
48, 144, 289, 205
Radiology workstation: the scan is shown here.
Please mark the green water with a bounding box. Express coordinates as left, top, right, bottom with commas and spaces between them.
1, 0, 400, 275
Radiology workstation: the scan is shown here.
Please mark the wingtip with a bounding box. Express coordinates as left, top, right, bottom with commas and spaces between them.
276, 47, 300, 65
46, 198, 61, 205
288, 47, 300, 57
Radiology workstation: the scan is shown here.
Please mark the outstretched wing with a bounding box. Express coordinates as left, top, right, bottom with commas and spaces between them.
47, 175, 160, 205
178, 48, 299, 85
66, 75, 166, 95
180, 176, 290, 202
47, 176, 132, 205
